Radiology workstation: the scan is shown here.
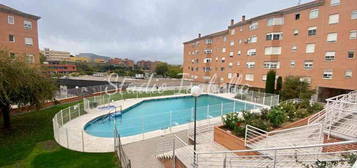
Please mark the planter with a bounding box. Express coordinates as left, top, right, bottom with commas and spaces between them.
214, 126, 259, 156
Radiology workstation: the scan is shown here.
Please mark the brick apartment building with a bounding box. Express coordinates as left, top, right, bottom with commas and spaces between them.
109, 58, 135, 67
137, 60, 161, 72
0, 4, 40, 64
183, 0, 357, 99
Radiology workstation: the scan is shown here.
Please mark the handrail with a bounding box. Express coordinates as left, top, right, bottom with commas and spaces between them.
269, 123, 321, 134
196, 140, 357, 154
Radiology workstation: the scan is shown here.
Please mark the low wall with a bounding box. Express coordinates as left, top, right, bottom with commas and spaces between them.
161, 157, 186, 168
323, 135, 357, 152
214, 126, 259, 156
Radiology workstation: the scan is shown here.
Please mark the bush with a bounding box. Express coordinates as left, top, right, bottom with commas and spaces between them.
222, 112, 241, 130
279, 102, 297, 121
307, 102, 324, 114
295, 108, 309, 119
267, 107, 286, 128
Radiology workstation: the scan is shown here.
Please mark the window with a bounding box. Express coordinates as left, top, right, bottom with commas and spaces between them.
231, 29, 235, 35
264, 61, 280, 69
223, 36, 227, 42
237, 62, 240, 66
8, 16, 14, 24
291, 46, 297, 52
249, 22, 259, 30
330, 0, 340, 6
267, 17, 284, 26
221, 57, 225, 63
220, 67, 225, 71
205, 39, 212, 44
350, 30, 357, 39
237, 50, 241, 56
25, 38, 33, 46
348, 51, 355, 59
24, 21, 32, 30
295, 13, 301, 20
262, 75, 267, 81
304, 61, 313, 70
290, 61, 296, 67
222, 48, 226, 53
230, 41, 235, 46
345, 70, 352, 78
300, 77, 312, 84
352, 10, 357, 19
248, 36, 257, 43
266, 32, 283, 40
203, 67, 211, 72
247, 49, 257, 56
228, 73, 233, 79
204, 49, 212, 54
229, 51, 234, 57
265, 47, 282, 55
228, 62, 233, 67
309, 9, 319, 19
246, 62, 256, 68
308, 27, 317, 36
327, 33, 338, 42
26, 54, 34, 64
293, 29, 299, 36
9, 34, 15, 42
306, 44, 315, 53
245, 74, 254, 81
203, 58, 212, 63
325, 51, 336, 61
323, 70, 333, 79
329, 14, 339, 24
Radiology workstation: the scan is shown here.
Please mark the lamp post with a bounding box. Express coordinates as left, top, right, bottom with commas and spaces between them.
191, 86, 201, 167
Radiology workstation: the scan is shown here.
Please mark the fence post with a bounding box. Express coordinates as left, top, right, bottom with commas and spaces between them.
223, 153, 227, 168
270, 96, 273, 106
244, 125, 248, 146
172, 138, 176, 168
68, 108, 71, 121
220, 103, 223, 116
206, 104, 209, 119
66, 128, 69, 148
263, 92, 266, 105
233, 101, 236, 112
61, 111, 64, 126
82, 130, 85, 152
244, 102, 247, 111
273, 150, 277, 168
169, 111, 172, 133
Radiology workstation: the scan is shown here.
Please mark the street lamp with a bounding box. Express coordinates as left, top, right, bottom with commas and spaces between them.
191, 86, 201, 167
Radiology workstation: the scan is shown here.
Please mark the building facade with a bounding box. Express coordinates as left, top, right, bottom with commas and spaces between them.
42, 63, 77, 75
109, 58, 135, 67
0, 4, 40, 64
41, 48, 71, 62
183, 0, 357, 97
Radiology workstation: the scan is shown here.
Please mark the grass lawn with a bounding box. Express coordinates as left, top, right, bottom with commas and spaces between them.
0, 90, 181, 168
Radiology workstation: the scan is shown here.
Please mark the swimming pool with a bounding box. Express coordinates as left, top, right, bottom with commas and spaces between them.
84, 95, 262, 137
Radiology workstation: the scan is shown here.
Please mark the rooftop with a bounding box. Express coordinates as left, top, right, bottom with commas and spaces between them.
0, 4, 40, 20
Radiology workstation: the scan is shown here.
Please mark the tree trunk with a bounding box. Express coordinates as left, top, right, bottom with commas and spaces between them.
1, 104, 11, 129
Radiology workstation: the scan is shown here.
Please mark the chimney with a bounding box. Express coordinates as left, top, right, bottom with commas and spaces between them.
242, 15, 246, 22
230, 19, 234, 26
198, 33, 201, 38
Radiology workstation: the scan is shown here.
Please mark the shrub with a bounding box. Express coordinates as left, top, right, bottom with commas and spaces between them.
295, 108, 309, 119
267, 107, 286, 128
265, 70, 276, 94
222, 112, 241, 130
307, 102, 324, 114
279, 102, 298, 121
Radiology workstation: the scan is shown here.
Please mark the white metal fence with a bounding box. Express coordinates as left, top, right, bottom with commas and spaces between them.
114, 127, 131, 168
233, 90, 280, 107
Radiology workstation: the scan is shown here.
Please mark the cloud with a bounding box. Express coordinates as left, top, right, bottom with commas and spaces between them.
1, 0, 313, 64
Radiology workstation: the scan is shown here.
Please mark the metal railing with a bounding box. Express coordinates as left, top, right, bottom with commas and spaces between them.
245, 124, 324, 155
114, 127, 131, 168
195, 140, 357, 168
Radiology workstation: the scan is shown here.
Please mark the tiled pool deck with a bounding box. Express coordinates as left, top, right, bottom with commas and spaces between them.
55, 93, 268, 153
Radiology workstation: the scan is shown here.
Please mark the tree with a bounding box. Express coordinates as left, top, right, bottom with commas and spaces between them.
280, 76, 315, 101
155, 62, 169, 77
167, 65, 182, 78
0, 50, 57, 129
39, 52, 46, 64
276, 76, 283, 94
265, 70, 276, 93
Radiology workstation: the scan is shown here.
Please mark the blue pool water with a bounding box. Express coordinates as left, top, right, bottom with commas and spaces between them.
84, 95, 262, 137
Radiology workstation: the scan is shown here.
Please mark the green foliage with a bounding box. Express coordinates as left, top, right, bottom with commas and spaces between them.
155, 62, 169, 77
265, 70, 276, 94
267, 107, 286, 128
167, 65, 182, 78
276, 76, 283, 94
280, 76, 315, 101
0, 50, 57, 128
342, 153, 357, 166
39, 52, 46, 64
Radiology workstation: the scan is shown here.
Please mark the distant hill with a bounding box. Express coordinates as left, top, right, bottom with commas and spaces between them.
76, 53, 110, 61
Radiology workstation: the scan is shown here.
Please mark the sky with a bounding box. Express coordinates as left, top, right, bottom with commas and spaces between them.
1, 0, 313, 64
